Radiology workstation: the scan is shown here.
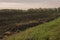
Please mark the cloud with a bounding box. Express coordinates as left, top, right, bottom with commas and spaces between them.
0, 0, 60, 3
0, 0, 60, 9
0, 2, 44, 9
0, 2, 60, 9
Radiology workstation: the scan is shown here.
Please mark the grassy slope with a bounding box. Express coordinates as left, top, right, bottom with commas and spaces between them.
6, 18, 60, 40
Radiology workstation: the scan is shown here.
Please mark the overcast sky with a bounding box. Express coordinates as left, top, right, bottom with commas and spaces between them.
0, 0, 60, 9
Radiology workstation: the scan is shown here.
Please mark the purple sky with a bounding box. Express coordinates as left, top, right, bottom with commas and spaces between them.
0, 0, 60, 9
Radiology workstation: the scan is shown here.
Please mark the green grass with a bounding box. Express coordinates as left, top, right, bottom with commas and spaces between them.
6, 18, 60, 40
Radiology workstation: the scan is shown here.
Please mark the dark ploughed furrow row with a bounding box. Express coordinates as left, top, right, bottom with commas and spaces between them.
0, 17, 58, 39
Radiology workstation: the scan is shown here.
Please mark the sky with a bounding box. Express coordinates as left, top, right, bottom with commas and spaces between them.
0, 0, 60, 9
